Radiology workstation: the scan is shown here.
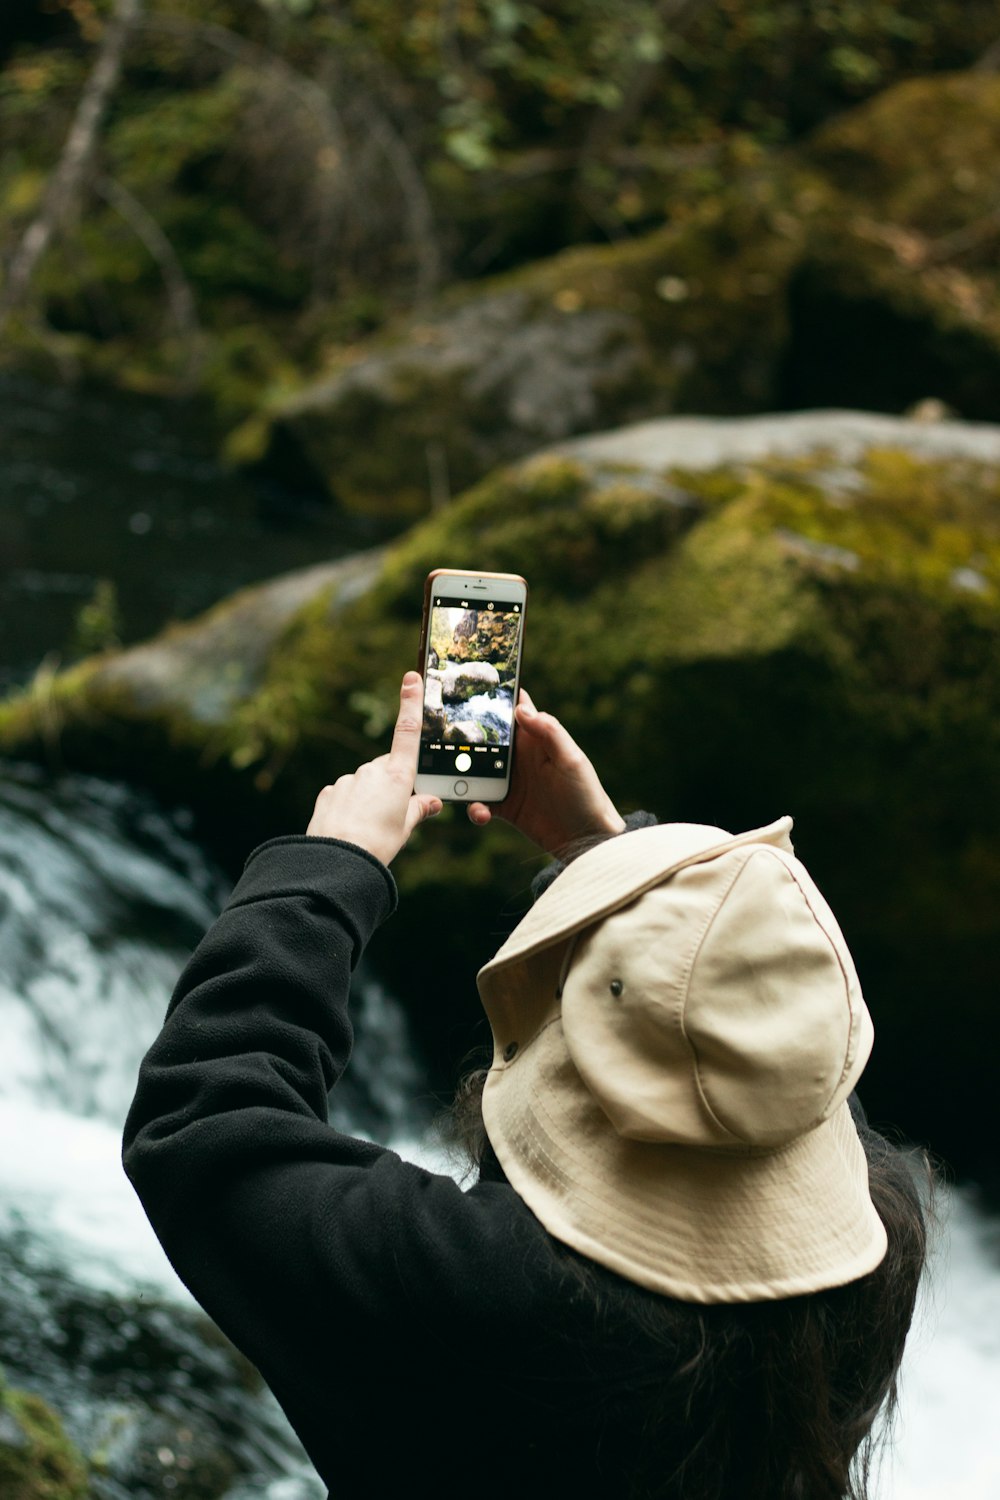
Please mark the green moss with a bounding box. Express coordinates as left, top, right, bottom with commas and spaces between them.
0, 658, 101, 749
805, 74, 1000, 243
214, 583, 359, 789
0, 1370, 89, 1500
677, 448, 1000, 604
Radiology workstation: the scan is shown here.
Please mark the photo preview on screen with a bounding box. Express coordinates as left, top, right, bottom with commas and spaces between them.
420, 595, 524, 781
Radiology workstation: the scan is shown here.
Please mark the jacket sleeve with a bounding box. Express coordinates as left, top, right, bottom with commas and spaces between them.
123, 832, 396, 1203
121, 835, 557, 1479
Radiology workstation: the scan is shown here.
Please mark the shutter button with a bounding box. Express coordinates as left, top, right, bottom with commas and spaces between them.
503, 1042, 519, 1062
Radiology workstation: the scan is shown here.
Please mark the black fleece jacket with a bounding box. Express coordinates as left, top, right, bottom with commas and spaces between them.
123, 835, 665, 1498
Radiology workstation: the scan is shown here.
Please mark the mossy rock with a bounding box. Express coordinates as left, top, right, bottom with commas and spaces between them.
0, 549, 387, 818
780, 73, 1000, 418
238, 71, 1000, 519
0, 1370, 88, 1500
2, 409, 1000, 1176
804, 73, 1000, 237
232, 179, 812, 519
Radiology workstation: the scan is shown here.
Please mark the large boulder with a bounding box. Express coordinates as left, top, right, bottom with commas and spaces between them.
439, 661, 500, 703
780, 73, 1000, 417
3, 408, 1000, 1179
229, 201, 805, 517
235, 72, 1000, 519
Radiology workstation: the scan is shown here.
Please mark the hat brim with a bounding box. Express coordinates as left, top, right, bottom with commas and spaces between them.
479, 818, 795, 1006
483, 1014, 888, 1303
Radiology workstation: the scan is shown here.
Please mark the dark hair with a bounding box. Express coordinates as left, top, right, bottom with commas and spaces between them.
441, 830, 931, 1500
442, 1069, 929, 1500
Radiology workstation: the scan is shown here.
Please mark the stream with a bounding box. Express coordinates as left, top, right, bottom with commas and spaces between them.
0, 372, 380, 697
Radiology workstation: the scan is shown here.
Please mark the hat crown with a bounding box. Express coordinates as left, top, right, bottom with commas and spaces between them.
561, 846, 872, 1150
477, 819, 887, 1302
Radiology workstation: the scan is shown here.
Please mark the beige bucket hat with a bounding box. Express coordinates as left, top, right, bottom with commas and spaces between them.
477, 818, 888, 1303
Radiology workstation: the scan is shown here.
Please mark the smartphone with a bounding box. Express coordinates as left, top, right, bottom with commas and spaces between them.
415, 568, 527, 803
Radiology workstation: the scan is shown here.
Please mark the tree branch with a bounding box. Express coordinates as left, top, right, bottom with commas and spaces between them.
142, 14, 353, 161
0, 0, 144, 334
142, 12, 442, 302
348, 92, 443, 302
574, 0, 713, 237
94, 173, 204, 389
921, 204, 1000, 266
972, 36, 1000, 72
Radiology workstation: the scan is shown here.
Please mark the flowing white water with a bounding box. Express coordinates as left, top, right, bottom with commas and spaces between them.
881, 1191, 1000, 1500
0, 767, 221, 1302
1, 761, 997, 1495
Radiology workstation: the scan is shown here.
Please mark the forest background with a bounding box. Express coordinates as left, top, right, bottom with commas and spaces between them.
1, 0, 997, 422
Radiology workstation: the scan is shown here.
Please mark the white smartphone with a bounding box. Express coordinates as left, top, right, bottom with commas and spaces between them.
414, 568, 528, 804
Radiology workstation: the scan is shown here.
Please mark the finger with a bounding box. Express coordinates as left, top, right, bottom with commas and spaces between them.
388, 671, 424, 774
363, 753, 391, 770
517, 709, 587, 772
404, 793, 443, 838
466, 802, 493, 827
518, 686, 538, 714
515, 703, 566, 742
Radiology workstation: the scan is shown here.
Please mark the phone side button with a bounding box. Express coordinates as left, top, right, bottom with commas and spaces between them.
454, 780, 469, 797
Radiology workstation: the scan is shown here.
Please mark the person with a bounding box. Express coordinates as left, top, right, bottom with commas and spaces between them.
123, 671, 928, 1500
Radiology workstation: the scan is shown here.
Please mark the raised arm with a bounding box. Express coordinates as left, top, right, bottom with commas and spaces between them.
121, 674, 564, 1487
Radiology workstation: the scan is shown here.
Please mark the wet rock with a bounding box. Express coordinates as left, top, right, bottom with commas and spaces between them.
0, 1229, 307, 1500
91, 1408, 240, 1500
421, 671, 446, 738
440, 662, 500, 703
443, 719, 486, 746
557, 407, 1000, 472
91, 551, 385, 726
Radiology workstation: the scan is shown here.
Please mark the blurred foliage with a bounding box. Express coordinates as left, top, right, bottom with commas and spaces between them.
0, 0, 998, 416
69, 578, 121, 659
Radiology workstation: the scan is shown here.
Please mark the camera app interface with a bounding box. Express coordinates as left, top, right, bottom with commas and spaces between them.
420, 595, 523, 780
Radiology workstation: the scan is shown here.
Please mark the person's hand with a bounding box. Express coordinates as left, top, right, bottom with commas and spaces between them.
467, 690, 625, 855
306, 672, 442, 866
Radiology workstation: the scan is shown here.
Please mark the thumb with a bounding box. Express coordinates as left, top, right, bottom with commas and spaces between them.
517, 706, 577, 756
404, 793, 443, 838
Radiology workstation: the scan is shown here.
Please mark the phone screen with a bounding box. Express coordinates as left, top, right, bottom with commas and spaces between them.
419, 594, 524, 781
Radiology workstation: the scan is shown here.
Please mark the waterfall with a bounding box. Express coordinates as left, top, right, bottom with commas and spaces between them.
0, 760, 437, 1496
